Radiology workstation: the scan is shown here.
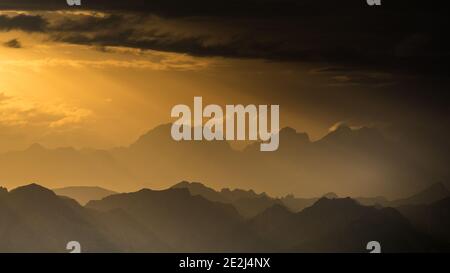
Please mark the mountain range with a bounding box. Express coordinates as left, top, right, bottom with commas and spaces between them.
249, 198, 444, 252
171, 181, 450, 217
0, 184, 168, 252
1, 181, 448, 252
52, 181, 450, 219
0, 123, 448, 198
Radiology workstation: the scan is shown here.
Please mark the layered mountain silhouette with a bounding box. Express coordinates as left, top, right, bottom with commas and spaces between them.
398, 197, 450, 244
172, 181, 282, 218
0, 184, 168, 252
86, 187, 267, 252
249, 197, 446, 252
53, 186, 117, 205
390, 182, 450, 206
1, 182, 449, 253
172, 181, 340, 217
0, 123, 446, 198
353, 182, 450, 207
171, 181, 450, 215
242, 123, 447, 199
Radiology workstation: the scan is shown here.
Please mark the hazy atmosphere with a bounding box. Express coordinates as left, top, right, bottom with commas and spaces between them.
0, 0, 449, 253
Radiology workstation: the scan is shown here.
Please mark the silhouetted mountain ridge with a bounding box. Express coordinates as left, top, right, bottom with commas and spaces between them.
172, 181, 284, 218
0, 183, 169, 252
250, 196, 446, 252
1, 183, 449, 252
86, 186, 266, 252
0, 123, 446, 199
398, 196, 450, 244
391, 182, 450, 206
53, 186, 117, 205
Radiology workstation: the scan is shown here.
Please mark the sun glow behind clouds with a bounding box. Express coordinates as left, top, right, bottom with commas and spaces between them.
0, 18, 340, 152
0, 30, 223, 151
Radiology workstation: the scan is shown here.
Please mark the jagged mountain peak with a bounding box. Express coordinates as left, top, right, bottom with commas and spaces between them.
129, 123, 233, 152
171, 181, 227, 203
172, 181, 207, 189
279, 127, 310, 143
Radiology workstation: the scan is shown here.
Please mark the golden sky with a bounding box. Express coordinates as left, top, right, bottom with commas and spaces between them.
0, 8, 446, 154
0, 28, 342, 152
0, 4, 448, 197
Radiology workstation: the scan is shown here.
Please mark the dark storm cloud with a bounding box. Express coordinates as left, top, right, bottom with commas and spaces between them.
0, 0, 448, 75
0, 1, 448, 169
0, 1, 449, 124
0, 0, 436, 16
52, 14, 124, 32
0, 14, 47, 32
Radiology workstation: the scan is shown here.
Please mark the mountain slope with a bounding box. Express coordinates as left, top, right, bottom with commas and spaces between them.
250, 197, 445, 252
398, 197, 450, 243
53, 186, 117, 205
0, 183, 447, 253
111, 123, 237, 191
391, 182, 450, 206
86, 187, 267, 252
171, 181, 228, 203
0, 184, 167, 252
172, 181, 285, 218
0, 184, 114, 252
0, 123, 443, 199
